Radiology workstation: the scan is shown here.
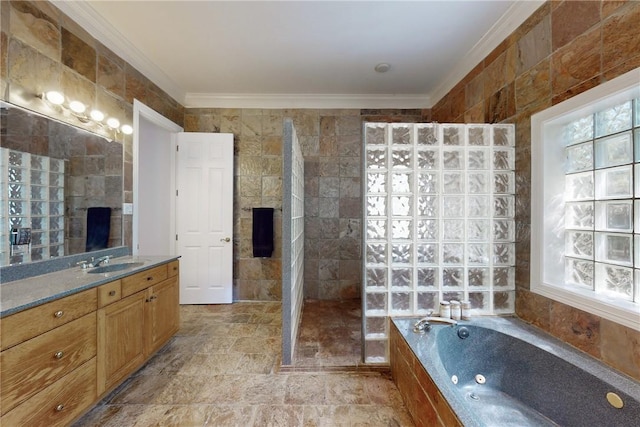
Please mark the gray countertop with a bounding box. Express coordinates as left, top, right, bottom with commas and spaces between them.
0, 255, 179, 318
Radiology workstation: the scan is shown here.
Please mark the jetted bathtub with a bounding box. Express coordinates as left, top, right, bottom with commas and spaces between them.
391, 316, 640, 427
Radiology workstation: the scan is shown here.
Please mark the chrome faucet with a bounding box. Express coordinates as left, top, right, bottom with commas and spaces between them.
413, 315, 458, 332
91, 255, 111, 267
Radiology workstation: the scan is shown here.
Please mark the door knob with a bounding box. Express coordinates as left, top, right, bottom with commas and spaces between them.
220, 237, 231, 242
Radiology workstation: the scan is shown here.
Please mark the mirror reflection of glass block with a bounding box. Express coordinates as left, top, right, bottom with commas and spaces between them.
565, 258, 594, 288
636, 200, 640, 234
493, 267, 515, 288
50, 216, 64, 230
417, 292, 439, 314
9, 183, 26, 199
565, 231, 594, 259
392, 150, 412, 169
443, 196, 464, 217
365, 124, 386, 145
417, 149, 438, 169
8, 151, 26, 166
493, 196, 514, 218
468, 172, 489, 194
391, 292, 412, 312
468, 219, 489, 241
417, 124, 439, 145
392, 173, 412, 193
50, 202, 63, 216
468, 126, 490, 146
49, 173, 61, 187
31, 170, 45, 185
596, 232, 632, 266
443, 172, 464, 194
418, 173, 438, 194
566, 142, 593, 173
595, 263, 633, 300
392, 220, 412, 239
565, 172, 594, 201
442, 268, 463, 287
366, 268, 387, 288
50, 245, 62, 257
417, 244, 438, 264
367, 243, 387, 264
468, 196, 489, 217
635, 235, 640, 268
391, 196, 412, 216
595, 201, 632, 232
365, 316, 387, 338
468, 149, 489, 169
31, 216, 45, 230
468, 267, 489, 287
367, 196, 387, 216
565, 202, 594, 229
492, 125, 515, 147
31, 247, 45, 261
443, 125, 464, 146
493, 291, 515, 313
31, 155, 46, 170
366, 292, 388, 314
9, 167, 24, 182
9, 217, 27, 228
417, 268, 438, 287
50, 187, 64, 202
367, 220, 387, 240
392, 125, 412, 145
367, 173, 387, 193
443, 149, 463, 169
31, 231, 44, 246
467, 244, 489, 265
636, 129, 640, 162
493, 243, 515, 265
595, 132, 632, 169
443, 220, 464, 241
493, 148, 515, 170
367, 149, 387, 169
595, 165, 632, 199
364, 340, 387, 364
493, 219, 515, 241
49, 158, 63, 173
30, 185, 44, 200
417, 196, 438, 217
596, 101, 632, 138
636, 98, 640, 126
31, 201, 45, 216
50, 230, 63, 244
416, 219, 438, 240
9, 201, 26, 215
392, 244, 412, 264
468, 292, 489, 311
564, 115, 593, 145
493, 172, 514, 194
392, 268, 412, 287
443, 243, 463, 264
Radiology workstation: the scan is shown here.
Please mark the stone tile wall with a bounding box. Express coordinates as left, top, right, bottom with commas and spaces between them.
431, 0, 640, 381
184, 108, 424, 301
0, 0, 184, 249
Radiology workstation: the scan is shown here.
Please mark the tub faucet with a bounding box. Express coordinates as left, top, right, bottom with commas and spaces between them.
413, 316, 458, 332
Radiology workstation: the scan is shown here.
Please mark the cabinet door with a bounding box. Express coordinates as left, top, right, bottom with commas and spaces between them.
97, 291, 146, 395
145, 276, 180, 356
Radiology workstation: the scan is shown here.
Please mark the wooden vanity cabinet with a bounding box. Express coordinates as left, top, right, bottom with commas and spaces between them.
145, 275, 180, 356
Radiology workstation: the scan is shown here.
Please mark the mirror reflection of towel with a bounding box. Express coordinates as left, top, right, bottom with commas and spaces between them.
86, 207, 111, 251
252, 207, 274, 258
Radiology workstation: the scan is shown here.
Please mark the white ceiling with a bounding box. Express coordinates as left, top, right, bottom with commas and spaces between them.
54, 1, 543, 109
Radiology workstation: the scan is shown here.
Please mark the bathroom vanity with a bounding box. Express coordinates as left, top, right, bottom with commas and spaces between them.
0, 257, 180, 426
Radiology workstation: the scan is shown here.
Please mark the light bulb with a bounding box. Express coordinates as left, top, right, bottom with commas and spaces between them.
90, 110, 105, 122
69, 100, 86, 114
45, 91, 64, 105
106, 117, 120, 129
121, 124, 133, 135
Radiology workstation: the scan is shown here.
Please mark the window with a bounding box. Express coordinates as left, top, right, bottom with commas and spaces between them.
531, 69, 640, 330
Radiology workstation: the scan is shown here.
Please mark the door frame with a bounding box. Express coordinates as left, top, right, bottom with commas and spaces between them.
132, 100, 183, 255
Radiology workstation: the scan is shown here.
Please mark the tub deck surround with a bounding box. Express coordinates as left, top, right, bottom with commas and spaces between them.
0, 255, 180, 317
391, 316, 640, 427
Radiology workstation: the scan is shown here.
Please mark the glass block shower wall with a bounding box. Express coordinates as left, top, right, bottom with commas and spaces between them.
282, 119, 305, 365
363, 123, 516, 363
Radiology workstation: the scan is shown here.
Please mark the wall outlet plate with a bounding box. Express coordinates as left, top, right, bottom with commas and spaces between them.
123, 203, 133, 215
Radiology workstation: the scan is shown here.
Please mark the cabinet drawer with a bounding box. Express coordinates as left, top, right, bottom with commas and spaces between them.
1, 312, 97, 414
1, 358, 96, 427
168, 259, 179, 277
98, 280, 122, 308
1, 288, 97, 351
122, 265, 168, 297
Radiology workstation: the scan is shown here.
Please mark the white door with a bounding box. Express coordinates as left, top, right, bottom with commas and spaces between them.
176, 132, 234, 304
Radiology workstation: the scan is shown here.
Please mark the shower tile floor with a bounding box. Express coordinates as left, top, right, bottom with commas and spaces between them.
73, 302, 414, 426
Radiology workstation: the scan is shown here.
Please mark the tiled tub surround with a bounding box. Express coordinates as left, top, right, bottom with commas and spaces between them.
0, 252, 178, 316
390, 317, 640, 427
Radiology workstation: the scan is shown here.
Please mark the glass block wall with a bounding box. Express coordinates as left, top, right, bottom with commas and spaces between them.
363, 123, 516, 363
0, 148, 65, 266
282, 119, 305, 365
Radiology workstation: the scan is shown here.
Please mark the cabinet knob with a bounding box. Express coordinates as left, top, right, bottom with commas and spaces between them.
146, 276, 153, 281
54, 310, 64, 318
54, 351, 64, 360
109, 290, 116, 296
55, 404, 65, 412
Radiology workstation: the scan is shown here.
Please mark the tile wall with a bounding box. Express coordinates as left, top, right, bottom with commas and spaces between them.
431, 0, 640, 381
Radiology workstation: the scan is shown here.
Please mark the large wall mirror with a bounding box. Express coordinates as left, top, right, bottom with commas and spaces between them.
0, 101, 123, 267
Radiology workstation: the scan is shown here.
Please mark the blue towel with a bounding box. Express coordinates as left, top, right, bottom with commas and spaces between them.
86, 207, 111, 251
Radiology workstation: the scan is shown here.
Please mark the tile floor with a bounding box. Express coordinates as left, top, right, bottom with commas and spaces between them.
74, 302, 414, 426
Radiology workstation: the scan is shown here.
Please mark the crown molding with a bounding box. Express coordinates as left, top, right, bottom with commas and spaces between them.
51, 0, 185, 104
184, 93, 430, 109
428, 0, 545, 106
